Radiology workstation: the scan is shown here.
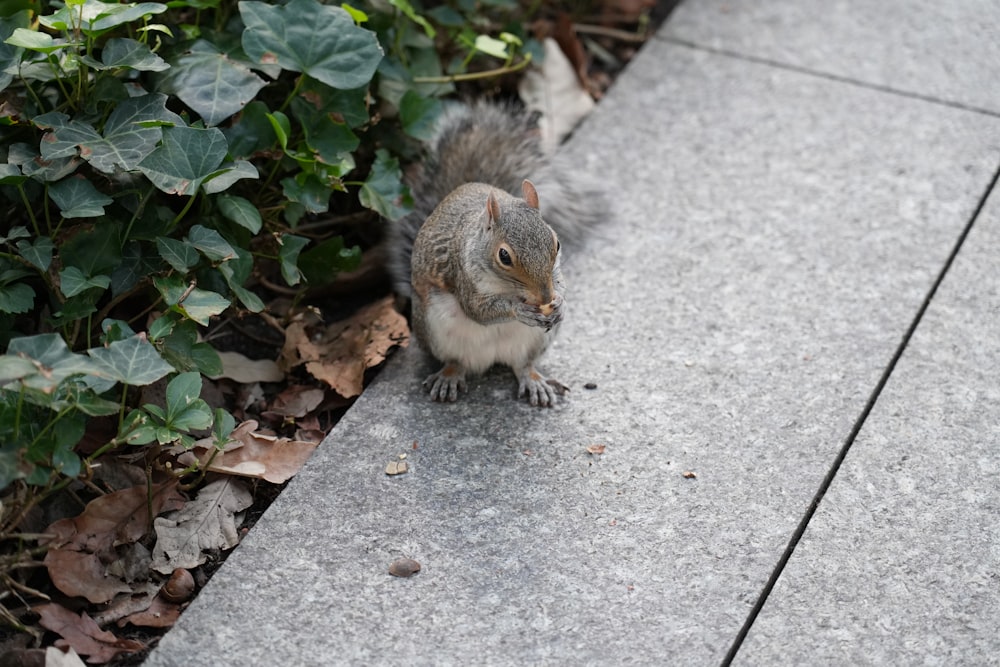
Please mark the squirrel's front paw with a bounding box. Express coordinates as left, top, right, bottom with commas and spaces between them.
516, 367, 568, 407
516, 296, 563, 330
423, 363, 467, 402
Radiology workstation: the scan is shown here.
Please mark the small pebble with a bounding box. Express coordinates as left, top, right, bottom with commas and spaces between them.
389, 558, 421, 577
584, 382, 598, 390
385, 461, 408, 476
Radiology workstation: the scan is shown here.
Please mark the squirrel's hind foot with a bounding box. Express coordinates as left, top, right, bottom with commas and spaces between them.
424, 363, 467, 402
516, 367, 568, 408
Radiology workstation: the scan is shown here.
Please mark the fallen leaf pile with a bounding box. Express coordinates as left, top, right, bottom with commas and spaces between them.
280, 295, 409, 398
0, 297, 411, 663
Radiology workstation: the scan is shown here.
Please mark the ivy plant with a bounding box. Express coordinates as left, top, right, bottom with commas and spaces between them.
0, 0, 535, 491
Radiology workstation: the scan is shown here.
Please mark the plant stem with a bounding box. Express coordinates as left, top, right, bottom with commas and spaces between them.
170, 193, 199, 229
278, 75, 306, 114
123, 185, 156, 241
414, 53, 533, 83
15, 186, 40, 237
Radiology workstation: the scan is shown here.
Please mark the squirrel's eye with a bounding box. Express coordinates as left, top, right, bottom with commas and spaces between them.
556, 240, 561, 253
498, 247, 513, 266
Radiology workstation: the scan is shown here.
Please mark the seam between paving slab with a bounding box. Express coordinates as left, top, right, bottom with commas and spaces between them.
719, 159, 1000, 666
657, 35, 1000, 120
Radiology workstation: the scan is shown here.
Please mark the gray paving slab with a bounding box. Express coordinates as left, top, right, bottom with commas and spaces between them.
736, 186, 1000, 665
145, 17, 1000, 667
661, 0, 1000, 116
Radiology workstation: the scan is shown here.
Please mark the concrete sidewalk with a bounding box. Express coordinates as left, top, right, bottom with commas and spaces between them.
145, 1, 1000, 665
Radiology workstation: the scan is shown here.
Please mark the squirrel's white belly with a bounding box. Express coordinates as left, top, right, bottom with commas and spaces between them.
424, 291, 550, 373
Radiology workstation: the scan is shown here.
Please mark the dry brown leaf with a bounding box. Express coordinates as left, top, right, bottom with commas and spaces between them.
281, 296, 409, 398
553, 13, 590, 90
118, 595, 182, 629
43, 481, 185, 604
211, 351, 284, 383
179, 420, 319, 484
265, 385, 325, 418
91, 583, 159, 627
35, 604, 144, 664
150, 477, 252, 574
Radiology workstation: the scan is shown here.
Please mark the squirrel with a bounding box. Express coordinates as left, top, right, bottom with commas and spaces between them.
387, 101, 604, 407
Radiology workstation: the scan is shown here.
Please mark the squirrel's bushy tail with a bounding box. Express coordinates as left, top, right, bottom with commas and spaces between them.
387, 100, 605, 297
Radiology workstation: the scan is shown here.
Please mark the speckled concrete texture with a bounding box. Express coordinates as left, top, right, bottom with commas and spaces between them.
144, 3, 1000, 666
736, 190, 1000, 665
662, 0, 1000, 115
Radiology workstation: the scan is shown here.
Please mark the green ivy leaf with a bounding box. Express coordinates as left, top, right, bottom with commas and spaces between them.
473, 34, 510, 60
73, 390, 121, 417
7, 333, 110, 392
223, 101, 276, 159
101, 318, 137, 344
41, 1, 168, 33
138, 125, 228, 196
359, 148, 411, 221
60, 221, 122, 277
88, 335, 174, 386
217, 194, 262, 234
340, 3, 368, 25
0, 283, 33, 314
0, 11, 30, 93
48, 176, 113, 218
298, 79, 370, 128
0, 355, 39, 385
277, 234, 309, 286
156, 237, 200, 271
4, 28, 71, 54
212, 407, 236, 447
292, 96, 360, 165
158, 39, 267, 126
187, 224, 236, 262
9, 143, 79, 183
153, 275, 230, 325
189, 342, 223, 377
148, 313, 177, 342
92, 37, 169, 71
59, 266, 111, 297
0, 163, 24, 184
298, 236, 361, 285
16, 236, 54, 271
387, 0, 435, 38
156, 318, 198, 371
217, 258, 264, 313
1, 226, 30, 242
165, 371, 209, 424
399, 90, 443, 141
281, 172, 331, 214
111, 241, 153, 297
36, 94, 184, 174
201, 160, 258, 194
265, 111, 291, 151
239, 0, 383, 90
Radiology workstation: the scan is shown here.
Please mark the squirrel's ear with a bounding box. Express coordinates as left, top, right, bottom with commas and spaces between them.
486, 190, 501, 226
522, 180, 540, 209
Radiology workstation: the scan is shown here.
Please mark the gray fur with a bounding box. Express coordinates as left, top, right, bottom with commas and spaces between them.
387, 100, 605, 297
